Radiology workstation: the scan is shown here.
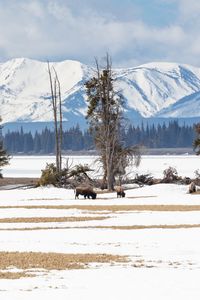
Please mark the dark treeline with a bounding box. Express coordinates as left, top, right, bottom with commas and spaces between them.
3, 125, 93, 154
2, 121, 196, 154
125, 121, 196, 148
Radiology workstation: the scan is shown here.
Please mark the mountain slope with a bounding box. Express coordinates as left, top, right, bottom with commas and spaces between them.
1, 58, 200, 126
156, 90, 200, 118
0, 58, 93, 123
115, 62, 200, 117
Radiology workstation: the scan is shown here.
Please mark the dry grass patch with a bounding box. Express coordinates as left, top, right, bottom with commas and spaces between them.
191, 190, 200, 195
1, 204, 200, 212
0, 227, 71, 231
0, 216, 108, 223
0, 271, 34, 279
0, 252, 128, 271
2, 223, 200, 231
126, 196, 156, 199
77, 224, 200, 230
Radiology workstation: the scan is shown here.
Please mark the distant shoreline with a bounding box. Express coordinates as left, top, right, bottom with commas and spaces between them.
0, 177, 39, 189
8, 148, 195, 156
144, 148, 195, 155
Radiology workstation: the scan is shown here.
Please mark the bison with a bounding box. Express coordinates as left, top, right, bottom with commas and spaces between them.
75, 186, 97, 199
115, 186, 125, 198
188, 182, 196, 194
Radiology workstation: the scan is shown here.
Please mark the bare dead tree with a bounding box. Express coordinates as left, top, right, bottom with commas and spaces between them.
53, 67, 63, 172
47, 62, 62, 173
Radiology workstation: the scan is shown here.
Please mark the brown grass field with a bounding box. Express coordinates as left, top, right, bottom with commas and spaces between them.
0, 204, 200, 211
1, 223, 200, 231
0, 216, 108, 223
0, 271, 34, 279
0, 251, 128, 273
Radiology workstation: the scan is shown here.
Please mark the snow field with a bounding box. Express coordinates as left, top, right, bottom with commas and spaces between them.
1, 156, 200, 299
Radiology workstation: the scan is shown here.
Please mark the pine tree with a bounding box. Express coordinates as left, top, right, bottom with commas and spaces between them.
34, 131, 41, 153
85, 54, 140, 190
0, 118, 10, 177
193, 123, 200, 154
85, 55, 123, 190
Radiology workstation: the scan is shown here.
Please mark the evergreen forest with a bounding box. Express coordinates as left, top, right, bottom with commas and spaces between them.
2, 121, 196, 154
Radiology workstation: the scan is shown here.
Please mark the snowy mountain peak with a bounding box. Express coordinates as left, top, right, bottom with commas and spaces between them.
1, 58, 200, 126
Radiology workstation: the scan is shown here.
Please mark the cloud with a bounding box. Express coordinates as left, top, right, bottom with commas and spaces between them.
0, 0, 199, 67
20, 1, 45, 18
177, 0, 200, 20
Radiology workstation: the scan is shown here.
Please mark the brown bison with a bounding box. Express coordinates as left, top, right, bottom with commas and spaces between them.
115, 186, 125, 198
75, 186, 97, 199
188, 182, 196, 193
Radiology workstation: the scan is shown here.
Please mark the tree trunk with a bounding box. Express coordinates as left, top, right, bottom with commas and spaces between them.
47, 62, 63, 173
107, 163, 114, 190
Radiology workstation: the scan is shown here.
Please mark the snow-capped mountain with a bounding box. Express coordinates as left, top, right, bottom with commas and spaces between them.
0, 58, 93, 125
156, 90, 200, 118
1, 58, 200, 128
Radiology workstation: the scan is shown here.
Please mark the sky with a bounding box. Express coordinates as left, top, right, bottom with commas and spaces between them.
0, 0, 200, 67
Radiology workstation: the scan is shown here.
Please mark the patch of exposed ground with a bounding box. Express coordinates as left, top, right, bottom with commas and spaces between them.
0, 177, 38, 187
192, 191, 200, 195
0, 252, 128, 272
1, 204, 200, 212
79, 224, 200, 230
2, 224, 200, 231
0, 216, 108, 223
131, 259, 195, 269
0, 271, 34, 279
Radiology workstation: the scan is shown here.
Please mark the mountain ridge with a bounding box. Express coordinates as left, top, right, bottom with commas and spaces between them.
1, 58, 200, 127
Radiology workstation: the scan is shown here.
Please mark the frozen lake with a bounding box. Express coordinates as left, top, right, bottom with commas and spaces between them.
2, 154, 200, 178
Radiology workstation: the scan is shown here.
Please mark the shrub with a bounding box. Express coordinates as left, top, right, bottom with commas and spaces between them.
132, 173, 154, 186
193, 169, 200, 185
162, 166, 178, 183
39, 162, 94, 187
39, 163, 60, 186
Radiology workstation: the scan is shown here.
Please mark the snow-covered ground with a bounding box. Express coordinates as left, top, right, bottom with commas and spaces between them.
1, 156, 200, 299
